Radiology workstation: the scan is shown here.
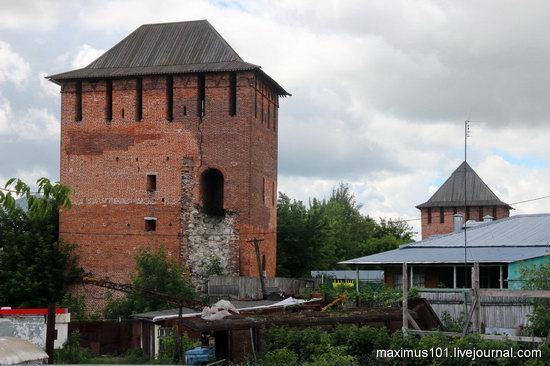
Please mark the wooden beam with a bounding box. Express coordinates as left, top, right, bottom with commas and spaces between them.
402, 262, 408, 333
479, 289, 550, 298
407, 311, 421, 330
472, 263, 481, 333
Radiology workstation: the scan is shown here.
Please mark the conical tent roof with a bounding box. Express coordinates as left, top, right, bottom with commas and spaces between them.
416, 161, 511, 209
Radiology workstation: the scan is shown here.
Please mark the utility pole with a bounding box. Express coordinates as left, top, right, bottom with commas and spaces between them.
45, 302, 56, 364
247, 237, 267, 300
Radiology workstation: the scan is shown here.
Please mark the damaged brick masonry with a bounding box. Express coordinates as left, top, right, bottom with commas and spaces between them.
47, 20, 289, 311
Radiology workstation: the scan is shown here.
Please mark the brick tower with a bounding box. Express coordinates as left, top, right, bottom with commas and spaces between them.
48, 20, 289, 309
416, 161, 511, 239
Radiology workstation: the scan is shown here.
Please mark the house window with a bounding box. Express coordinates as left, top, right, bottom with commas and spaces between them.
427, 208, 432, 224
135, 78, 143, 121
440, 207, 445, 224
201, 168, 224, 216
493, 207, 497, 220
197, 73, 205, 117
466, 206, 470, 220
75, 80, 82, 121
145, 218, 157, 232
146, 174, 157, 192
229, 72, 237, 116
166, 76, 173, 121
105, 80, 112, 122
478, 207, 483, 221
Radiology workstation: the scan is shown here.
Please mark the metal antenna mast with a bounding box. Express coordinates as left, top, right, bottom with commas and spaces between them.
464, 120, 471, 287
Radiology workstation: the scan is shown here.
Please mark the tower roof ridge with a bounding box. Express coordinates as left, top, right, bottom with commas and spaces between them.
47, 20, 289, 96
416, 161, 511, 209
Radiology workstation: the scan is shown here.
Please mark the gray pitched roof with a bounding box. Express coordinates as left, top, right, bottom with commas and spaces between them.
340, 214, 550, 265
416, 161, 510, 208
47, 20, 289, 96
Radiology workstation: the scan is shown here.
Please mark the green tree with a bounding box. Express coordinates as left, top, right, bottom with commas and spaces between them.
276, 183, 414, 276
520, 261, 550, 337
0, 178, 81, 307
103, 246, 196, 319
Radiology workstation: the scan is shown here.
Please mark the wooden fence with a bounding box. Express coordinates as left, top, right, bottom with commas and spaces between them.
418, 290, 534, 330
208, 275, 320, 300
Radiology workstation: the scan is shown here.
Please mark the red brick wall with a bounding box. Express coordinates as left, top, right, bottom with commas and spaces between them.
59, 71, 279, 311
420, 206, 510, 239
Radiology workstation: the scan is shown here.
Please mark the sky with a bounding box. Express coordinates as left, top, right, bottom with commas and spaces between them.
2, 0, 550, 237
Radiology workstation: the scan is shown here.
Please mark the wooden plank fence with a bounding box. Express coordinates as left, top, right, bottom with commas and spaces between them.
208, 275, 320, 300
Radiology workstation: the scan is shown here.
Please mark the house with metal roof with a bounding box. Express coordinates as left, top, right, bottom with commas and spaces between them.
417, 161, 512, 239
340, 214, 550, 289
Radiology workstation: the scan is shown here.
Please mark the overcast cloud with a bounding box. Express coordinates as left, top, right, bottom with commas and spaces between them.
2, 0, 550, 237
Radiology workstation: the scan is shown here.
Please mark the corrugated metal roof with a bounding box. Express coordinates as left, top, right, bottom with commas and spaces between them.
47, 20, 289, 96
310, 270, 384, 280
340, 247, 549, 265
340, 214, 550, 265
0, 337, 48, 365
416, 161, 510, 208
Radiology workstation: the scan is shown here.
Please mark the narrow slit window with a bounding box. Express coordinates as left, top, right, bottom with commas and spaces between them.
197, 74, 205, 117
267, 103, 271, 128
262, 255, 266, 272
166, 76, 173, 121
478, 207, 484, 221
261, 97, 264, 123
273, 105, 277, 131
229, 72, 237, 116
136, 77, 143, 121
427, 208, 432, 224
440, 207, 445, 224
272, 181, 276, 205
145, 218, 157, 232
105, 80, 112, 122
492, 207, 497, 219
75, 80, 82, 121
146, 174, 157, 192
466, 206, 471, 221
254, 82, 258, 118
262, 177, 266, 204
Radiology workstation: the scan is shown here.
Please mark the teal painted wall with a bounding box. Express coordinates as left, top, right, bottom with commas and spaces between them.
508, 256, 550, 289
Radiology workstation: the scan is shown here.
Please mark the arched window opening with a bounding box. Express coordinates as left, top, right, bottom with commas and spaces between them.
201, 169, 224, 216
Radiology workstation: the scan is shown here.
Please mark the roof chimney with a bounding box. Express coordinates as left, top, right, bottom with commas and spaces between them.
483, 214, 494, 222
453, 213, 463, 233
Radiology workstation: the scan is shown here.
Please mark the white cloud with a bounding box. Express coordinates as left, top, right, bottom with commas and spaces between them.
0, 40, 31, 86
0, 99, 59, 140
0, 1, 67, 30
38, 72, 60, 98
71, 44, 107, 69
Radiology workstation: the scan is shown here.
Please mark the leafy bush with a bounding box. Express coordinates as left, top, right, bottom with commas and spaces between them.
103, 246, 196, 319
55, 331, 92, 364
261, 348, 299, 366
333, 324, 390, 363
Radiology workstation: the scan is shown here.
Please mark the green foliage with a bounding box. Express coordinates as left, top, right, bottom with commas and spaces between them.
59, 293, 87, 320
103, 246, 196, 319
205, 255, 224, 276
440, 311, 466, 333
277, 184, 414, 277
0, 177, 72, 220
261, 348, 299, 366
0, 207, 83, 306
520, 261, 550, 337
333, 324, 390, 364
262, 326, 548, 366
154, 333, 199, 365
302, 345, 358, 366
56, 331, 92, 364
